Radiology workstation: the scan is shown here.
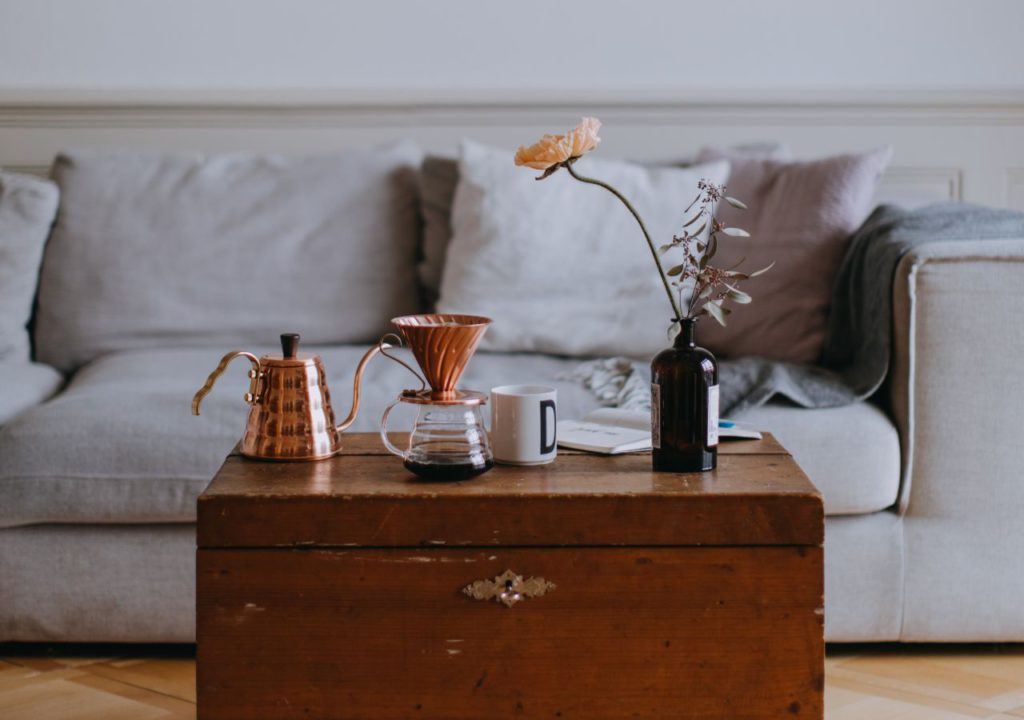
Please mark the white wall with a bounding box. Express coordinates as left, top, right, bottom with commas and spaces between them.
1, 0, 1023, 91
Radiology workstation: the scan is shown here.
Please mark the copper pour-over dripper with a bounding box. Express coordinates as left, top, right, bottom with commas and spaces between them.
391, 313, 491, 404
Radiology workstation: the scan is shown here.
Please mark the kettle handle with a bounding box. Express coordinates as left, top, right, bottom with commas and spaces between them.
191, 351, 262, 416
379, 398, 408, 459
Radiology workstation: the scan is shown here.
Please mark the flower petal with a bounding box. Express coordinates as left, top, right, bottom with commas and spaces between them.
565, 117, 601, 158
514, 133, 573, 170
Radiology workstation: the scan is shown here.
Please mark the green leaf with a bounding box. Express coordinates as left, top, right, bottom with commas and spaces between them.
721, 227, 751, 237
658, 243, 672, 254
667, 264, 685, 277
698, 284, 714, 299
691, 222, 707, 238
696, 242, 706, 252
703, 300, 727, 326
750, 261, 775, 277
683, 212, 703, 228
667, 320, 681, 341
725, 196, 748, 210
684, 192, 702, 213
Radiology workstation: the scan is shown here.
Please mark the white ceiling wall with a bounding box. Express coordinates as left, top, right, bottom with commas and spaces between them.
0, 0, 1022, 91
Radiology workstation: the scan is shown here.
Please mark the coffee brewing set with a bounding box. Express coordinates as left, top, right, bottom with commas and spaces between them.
192, 314, 509, 480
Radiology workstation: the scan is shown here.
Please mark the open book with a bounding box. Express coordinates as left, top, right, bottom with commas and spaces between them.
558, 408, 761, 455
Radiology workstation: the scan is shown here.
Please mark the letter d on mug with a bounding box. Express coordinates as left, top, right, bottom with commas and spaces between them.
490, 385, 557, 465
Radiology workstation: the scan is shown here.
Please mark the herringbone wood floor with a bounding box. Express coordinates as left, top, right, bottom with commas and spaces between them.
1, 644, 1023, 719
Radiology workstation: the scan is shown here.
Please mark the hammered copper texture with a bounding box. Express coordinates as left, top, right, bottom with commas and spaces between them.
392, 314, 490, 397
240, 357, 342, 461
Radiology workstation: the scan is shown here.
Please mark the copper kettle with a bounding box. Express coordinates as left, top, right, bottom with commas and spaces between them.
191, 333, 384, 461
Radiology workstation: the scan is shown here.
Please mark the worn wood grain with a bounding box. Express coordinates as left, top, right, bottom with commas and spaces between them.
327, 431, 789, 457
200, 436, 821, 549
197, 546, 823, 720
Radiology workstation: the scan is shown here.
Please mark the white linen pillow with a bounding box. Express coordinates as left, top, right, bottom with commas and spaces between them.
437, 141, 730, 358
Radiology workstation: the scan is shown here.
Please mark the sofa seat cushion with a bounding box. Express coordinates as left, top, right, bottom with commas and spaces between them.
0, 347, 901, 527
0, 360, 63, 426
0, 347, 605, 528
739, 401, 901, 515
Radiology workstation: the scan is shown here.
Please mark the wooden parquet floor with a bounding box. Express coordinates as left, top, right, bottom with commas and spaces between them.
1, 643, 1022, 719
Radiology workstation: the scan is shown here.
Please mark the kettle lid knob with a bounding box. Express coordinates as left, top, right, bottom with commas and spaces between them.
280, 333, 300, 359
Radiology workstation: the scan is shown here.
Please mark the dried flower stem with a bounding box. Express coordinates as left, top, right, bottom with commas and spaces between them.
686, 197, 719, 317
563, 161, 683, 320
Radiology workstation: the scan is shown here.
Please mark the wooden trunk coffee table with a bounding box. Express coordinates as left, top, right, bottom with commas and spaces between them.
197, 433, 823, 719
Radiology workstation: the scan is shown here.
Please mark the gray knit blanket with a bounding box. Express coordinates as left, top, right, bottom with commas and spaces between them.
573, 203, 1024, 416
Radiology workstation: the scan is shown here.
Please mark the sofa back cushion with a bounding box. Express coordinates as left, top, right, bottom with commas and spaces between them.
436, 141, 729, 358
694, 146, 892, 364
0, 171, 60, 362
34, 144, 423, 373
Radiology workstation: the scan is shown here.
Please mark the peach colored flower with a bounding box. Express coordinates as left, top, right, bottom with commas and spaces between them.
514, 117, 601, 170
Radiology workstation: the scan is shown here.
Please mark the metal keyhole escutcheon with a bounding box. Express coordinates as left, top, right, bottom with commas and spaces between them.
462, 569, 556, 608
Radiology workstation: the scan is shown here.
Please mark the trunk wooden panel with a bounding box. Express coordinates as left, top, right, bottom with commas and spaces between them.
198, 452, 822, 549
197, 546, 823, 720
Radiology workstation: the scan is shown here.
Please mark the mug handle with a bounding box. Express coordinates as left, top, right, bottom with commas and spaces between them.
379, 398, 409, 460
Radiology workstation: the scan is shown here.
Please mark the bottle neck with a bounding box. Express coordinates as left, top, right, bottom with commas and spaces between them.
674, 318, 697, 349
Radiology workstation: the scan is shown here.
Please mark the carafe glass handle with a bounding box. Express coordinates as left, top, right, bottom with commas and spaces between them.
379, 398, 408, 459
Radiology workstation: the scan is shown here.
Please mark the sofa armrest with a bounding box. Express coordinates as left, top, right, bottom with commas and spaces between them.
890, 239, 1024, 514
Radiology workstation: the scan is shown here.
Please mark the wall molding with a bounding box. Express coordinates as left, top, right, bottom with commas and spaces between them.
2, 87, 1022, 210
880, 167, 963, 203
2, 88, 1024, 128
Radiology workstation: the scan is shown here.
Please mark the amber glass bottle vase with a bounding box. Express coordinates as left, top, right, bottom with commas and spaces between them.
651, 318, 719, 472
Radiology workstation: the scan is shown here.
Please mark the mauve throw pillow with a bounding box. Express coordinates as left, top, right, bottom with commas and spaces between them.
693, 146, 892, 364
0, 171, 59, 362
438, 141, 729, 358
35, 144, 423, 373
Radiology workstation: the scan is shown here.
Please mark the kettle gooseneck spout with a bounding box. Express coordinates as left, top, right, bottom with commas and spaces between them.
336, 341, 391, 433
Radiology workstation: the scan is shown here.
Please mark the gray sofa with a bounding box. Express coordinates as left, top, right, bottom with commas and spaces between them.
2, 149, 1023, 644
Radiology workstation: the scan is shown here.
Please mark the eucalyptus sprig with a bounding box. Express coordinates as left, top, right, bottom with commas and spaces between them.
659, 180, 773, 336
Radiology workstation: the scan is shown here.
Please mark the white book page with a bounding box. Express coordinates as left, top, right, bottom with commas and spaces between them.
582, 408, 651, 431
557, 417, 651, 454
585, 407, 762, 439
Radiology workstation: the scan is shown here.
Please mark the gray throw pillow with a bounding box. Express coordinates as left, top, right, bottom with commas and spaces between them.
0, 171, 59, 362
417, 155, 459, 309
35, 143, 423, 373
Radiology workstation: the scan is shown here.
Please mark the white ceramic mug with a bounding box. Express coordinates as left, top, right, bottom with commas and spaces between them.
490, 385, 557, 465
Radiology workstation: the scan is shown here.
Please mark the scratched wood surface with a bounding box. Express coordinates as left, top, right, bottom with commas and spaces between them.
332, 432, 790, 456
199, 433, 821, 548
197, 546, 823, 720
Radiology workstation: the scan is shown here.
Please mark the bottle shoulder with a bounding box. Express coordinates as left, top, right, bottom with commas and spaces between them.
652, 344, 717, 365
651, 344, 718, 380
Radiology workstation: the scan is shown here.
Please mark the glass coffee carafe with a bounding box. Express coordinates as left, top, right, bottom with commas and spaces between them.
378, 314, 495, 481
380, 390, 493, 480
